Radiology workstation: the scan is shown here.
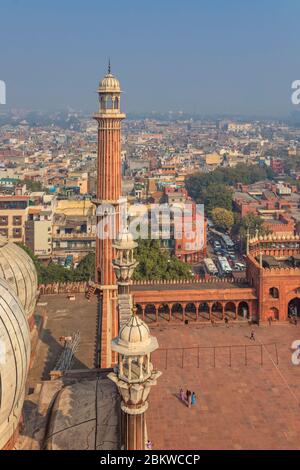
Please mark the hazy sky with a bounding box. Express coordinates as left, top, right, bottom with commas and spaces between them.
1, 0, 300, 116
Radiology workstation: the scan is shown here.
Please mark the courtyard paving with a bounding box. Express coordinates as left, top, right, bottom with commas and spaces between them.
147, 322, 300, 450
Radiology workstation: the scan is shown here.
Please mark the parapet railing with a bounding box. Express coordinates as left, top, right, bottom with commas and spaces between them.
38, 281, 88, 295
153, 342, 279, 369
132, 277, 249, 286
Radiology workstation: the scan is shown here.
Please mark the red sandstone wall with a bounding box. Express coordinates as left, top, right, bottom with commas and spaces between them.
38, 281, 88, 295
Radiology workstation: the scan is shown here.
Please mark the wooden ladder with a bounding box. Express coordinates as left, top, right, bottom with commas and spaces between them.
86, 284, 96, 301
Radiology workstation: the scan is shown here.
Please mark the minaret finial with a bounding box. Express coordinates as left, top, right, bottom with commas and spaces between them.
108, 58, 111, 74
132, 306, 137, 318
246, 227, 250, 255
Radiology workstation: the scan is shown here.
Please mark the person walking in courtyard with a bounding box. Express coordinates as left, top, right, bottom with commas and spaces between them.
268, 316, 272, 327
146, 440, 153, 450
179, 388, 185, 402
191, 392, 197, 406
186, 390, 192, 408
250, 330, 255, 341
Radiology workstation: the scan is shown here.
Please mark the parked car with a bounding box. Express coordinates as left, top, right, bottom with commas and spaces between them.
234, 263, 246, 271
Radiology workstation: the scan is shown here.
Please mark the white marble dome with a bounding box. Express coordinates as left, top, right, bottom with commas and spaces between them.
113, 229, 138, 251
116, 314, 160, 355
0, 278, 31, 449
120, 315, 151, 346
0, 238, 38, 320
99, 73, 121, 93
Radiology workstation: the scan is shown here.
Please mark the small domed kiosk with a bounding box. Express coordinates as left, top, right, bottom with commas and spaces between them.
108, 313, 161, 450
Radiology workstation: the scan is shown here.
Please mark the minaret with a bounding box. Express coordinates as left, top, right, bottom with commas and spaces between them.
109, 223, 161, 450
93, 64, 125, 368
108, 314, 161, 450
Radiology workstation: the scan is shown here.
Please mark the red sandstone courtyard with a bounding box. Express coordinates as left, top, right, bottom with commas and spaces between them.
147, 322, 300, 450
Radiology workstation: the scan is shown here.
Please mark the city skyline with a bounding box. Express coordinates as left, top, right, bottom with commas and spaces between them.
1, 0, 300, 116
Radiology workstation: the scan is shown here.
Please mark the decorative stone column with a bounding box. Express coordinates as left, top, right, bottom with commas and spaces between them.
108, 314, 161, 450
112, 228, 138, 298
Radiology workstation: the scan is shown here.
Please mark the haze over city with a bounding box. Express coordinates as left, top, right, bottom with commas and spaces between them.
1, 0, 300, 116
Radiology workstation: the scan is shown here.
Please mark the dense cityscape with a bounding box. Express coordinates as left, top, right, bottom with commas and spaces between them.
2, 110, 300, 272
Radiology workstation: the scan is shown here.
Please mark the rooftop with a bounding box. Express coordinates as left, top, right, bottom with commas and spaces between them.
27, 294, 99, 389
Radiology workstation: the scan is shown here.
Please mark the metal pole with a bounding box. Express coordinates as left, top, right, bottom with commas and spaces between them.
213, 347, 216, 368
275, 343, 279, 365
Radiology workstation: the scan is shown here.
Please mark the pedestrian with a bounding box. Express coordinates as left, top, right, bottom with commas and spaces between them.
191, 392, 197, 406
250, 330, 255, 341
225, 317, 229, 327
179, 388, 185, 402
146, 440, 153, 450
186, 390, 192, 408
268, 316, 272, 327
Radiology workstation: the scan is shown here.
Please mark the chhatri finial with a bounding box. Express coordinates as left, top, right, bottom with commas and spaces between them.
132, 306, 137, 318
108, 58, 111, 74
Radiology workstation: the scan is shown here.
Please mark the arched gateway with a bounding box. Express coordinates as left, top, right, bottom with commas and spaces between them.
288, 298, 300, 318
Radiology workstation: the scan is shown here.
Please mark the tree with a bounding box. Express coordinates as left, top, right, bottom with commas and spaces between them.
211, 208, 234, 232
237, 213, 272, 239
17, 244, 95, 284
73, 252, 95, 281
185, 163, 275, 214
133, 239, 193, 281
204, 184, 233, 215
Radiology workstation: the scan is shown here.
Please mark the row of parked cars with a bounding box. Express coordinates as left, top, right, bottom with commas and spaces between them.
209, 236, 246, 272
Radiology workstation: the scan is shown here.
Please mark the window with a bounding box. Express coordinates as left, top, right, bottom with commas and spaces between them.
0, 216, 8, 226
106, 96, 113, 109
13, 216, 22, 226
0, 229, 8, 237
269, 287, 279, 299
13, 228, 22, 239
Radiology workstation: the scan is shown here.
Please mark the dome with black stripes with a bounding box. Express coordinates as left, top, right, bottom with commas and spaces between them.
0, 277, 31, 449
0, 237, 38, 321
119, 314, 151, 349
